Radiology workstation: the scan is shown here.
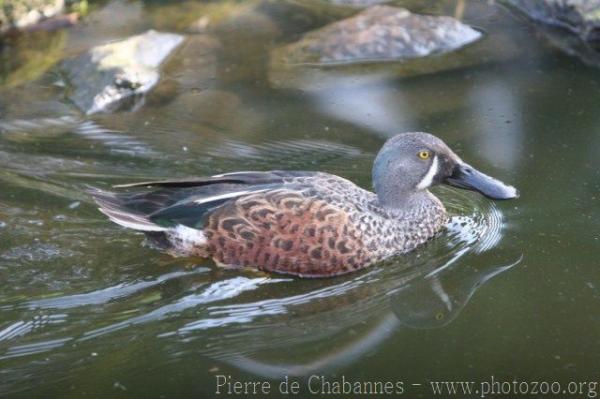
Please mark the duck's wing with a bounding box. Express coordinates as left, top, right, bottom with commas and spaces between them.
113, 171, 314, 188
89, 171, 317, 231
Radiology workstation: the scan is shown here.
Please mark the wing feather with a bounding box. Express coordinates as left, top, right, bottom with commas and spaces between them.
113, 171, 315, 188
89, 171, 317, 231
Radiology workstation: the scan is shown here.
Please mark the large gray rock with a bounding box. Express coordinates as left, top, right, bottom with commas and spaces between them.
268, 4, 511, 90
503, 0, 600, 46
0, 0, 64, 34
62, 30, 184, 114
272, 5, 481, 64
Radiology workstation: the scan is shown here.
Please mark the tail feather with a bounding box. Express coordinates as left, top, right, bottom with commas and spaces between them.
88, 188, 167, 232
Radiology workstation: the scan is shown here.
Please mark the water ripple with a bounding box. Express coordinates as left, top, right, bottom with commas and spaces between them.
0, 315, 67, 343
81, 276, 288, 340
0, 116, 158, 157
206, 138, 363, 167
25, 269, 209, 310
0, 337, 72, 360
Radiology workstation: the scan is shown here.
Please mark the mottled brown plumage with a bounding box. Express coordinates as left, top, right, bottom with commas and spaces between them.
204, 189, 367, 277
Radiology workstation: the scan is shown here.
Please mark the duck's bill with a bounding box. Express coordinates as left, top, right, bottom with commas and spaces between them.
445, 163, 519, 200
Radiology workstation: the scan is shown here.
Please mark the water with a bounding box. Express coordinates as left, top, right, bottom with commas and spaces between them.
0, 0, 599, 397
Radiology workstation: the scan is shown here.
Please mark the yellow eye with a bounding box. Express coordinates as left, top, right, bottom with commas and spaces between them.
418, 150, 430, 160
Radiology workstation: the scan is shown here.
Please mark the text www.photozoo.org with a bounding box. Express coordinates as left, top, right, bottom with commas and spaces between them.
214, 375, 600, 397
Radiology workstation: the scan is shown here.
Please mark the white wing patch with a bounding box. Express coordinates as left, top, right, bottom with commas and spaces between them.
210, 171, 261, 178
193, 189, 268, 205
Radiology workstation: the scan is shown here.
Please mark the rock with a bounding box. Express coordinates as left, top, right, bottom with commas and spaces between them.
502, 0, 600, 46
272, 5, 481, 64
501, 0, 600, 66
62, 30, 184, 114
268, 4, 517, 90
0, 0, 64, 34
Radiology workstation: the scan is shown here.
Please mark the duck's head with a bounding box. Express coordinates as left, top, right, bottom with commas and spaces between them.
372, 132, 519, 208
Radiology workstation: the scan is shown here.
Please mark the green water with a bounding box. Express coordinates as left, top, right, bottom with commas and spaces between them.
0, 0, 599, 398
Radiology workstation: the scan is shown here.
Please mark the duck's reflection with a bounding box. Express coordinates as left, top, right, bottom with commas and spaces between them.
200, 251, 521, 379
390, 256, 520, 330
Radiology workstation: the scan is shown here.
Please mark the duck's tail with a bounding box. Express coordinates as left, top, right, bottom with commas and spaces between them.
88, 187, 168, 232
87, 186, 211, 256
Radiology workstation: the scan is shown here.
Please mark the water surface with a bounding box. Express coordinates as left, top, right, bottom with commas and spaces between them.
0, 0, 599, 397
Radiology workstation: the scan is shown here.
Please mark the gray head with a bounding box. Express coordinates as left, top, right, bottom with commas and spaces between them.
372, 132, 518, 208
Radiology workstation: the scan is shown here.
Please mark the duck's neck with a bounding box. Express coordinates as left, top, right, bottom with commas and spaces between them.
376, 189, 436, 213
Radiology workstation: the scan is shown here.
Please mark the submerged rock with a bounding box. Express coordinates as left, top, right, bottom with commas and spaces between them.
273, 5, 481, 64
62, 30, 184, 114
0, 0, 64, 34
159, 34, 221, 90
502, 0, 600, 66
503, 0, 600, 46
0, 30, 66, 88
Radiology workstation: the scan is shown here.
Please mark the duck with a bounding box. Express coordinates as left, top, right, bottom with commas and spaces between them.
89, 132, 518, 278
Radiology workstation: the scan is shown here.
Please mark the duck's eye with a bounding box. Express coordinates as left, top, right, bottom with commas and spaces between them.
418, 150, 431, 160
